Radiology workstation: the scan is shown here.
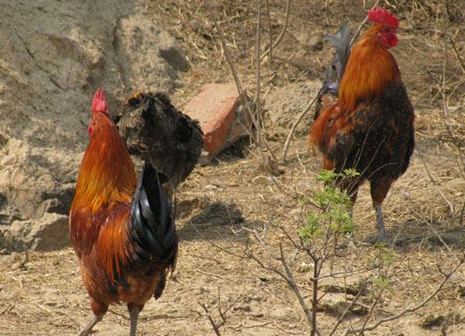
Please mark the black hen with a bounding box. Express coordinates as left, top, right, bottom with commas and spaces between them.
116, 92, 203, 195
315, 23, 351, 120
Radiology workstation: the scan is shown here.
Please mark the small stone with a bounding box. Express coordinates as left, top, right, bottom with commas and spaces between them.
419, 314, 445, 328
318, 293, 368, 317
159, 46, 190, 72
233, 303, 251, 312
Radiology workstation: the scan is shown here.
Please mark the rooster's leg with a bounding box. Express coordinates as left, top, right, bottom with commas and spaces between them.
77, 300, 107, 336
370, 178, 393, 243
128, 303, 142, 336
348, 189, 358, 219
375, 206, 387, 243
77, 314, 103, 336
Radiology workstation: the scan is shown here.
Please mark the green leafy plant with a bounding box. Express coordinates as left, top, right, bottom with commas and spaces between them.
299, 169, 357, 243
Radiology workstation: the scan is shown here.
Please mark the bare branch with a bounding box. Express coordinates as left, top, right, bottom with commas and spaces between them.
214, 21, 264, 162
281, 95, 318, 163
278, 244, 322, 336
410, 209, 452, 252
460, 200, 465, 226
450, 37, 465, 77
244, 248, 288, 281
264, 0, 273, 68
260, 0, 291, 61
199, 302, 223, 336
255, 0, 264, 159
347, 258, 464, 334
198, 290, 243, 336
439, 14, 465, 169
218, 288, 243, 322
350, 0, 381, 45
214, 21, 247, 108
417, 150, 437, 184
327, 281, 370, 336
358, 287, 385, 335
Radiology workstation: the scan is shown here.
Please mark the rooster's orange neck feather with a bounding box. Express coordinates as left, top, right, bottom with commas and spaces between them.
73, 112, 137, 213
339, 25, 401, 113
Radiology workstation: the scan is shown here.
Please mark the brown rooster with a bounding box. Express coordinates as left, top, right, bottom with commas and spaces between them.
310, 8, 415, 242
69, 89, 177, 336
116, 92, 203, 198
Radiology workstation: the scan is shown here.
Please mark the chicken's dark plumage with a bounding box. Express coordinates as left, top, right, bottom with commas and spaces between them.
323, 81, 415, 185
130, 163, 177, 274
310, 9, 415, 242
116, 92, 203, 193
315, 23, 351, 121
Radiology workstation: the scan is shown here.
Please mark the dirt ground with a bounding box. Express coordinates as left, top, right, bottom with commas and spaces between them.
1, 0, 465, 335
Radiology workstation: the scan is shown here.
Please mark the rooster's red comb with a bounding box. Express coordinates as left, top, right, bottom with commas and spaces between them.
92, 89, 108, 114
368, 7, 399, 28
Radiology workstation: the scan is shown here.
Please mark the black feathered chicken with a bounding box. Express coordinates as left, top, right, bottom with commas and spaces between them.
116, 92, 203, 197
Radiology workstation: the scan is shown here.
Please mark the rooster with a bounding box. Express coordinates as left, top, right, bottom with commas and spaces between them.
115, 92, 203, 198
309, 8, 415, 242
69, 90, 177, 336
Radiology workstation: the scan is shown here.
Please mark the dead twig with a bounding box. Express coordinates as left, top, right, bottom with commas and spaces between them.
213, 22, 247, 106
460, 200, 465, 226
350, 0, 381, 45
215, 18, 279, 164
198, 288, 242, 336
255, 0, 264, 160
327, 281, 370, 336
439, 12, 465, 171
345, 257, 464, 335
281, 95, 318, 162
260, 0, 291, 61
450, 37, 465, 77
417, 150, 436, 183
358, 286, 385, 335
6, 274, 23, 288
279, 244, 322, 336
264, 0, 273, 68
214, 21, 264, 162
199, 302, 223, 336
108, 308, 130, 320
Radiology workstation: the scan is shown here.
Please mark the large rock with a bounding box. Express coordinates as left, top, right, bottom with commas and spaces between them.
0, 0, 188, 250
2, 213, 69, 251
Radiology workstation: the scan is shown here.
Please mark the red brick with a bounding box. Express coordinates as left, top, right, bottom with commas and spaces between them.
184, 83, 249, 155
